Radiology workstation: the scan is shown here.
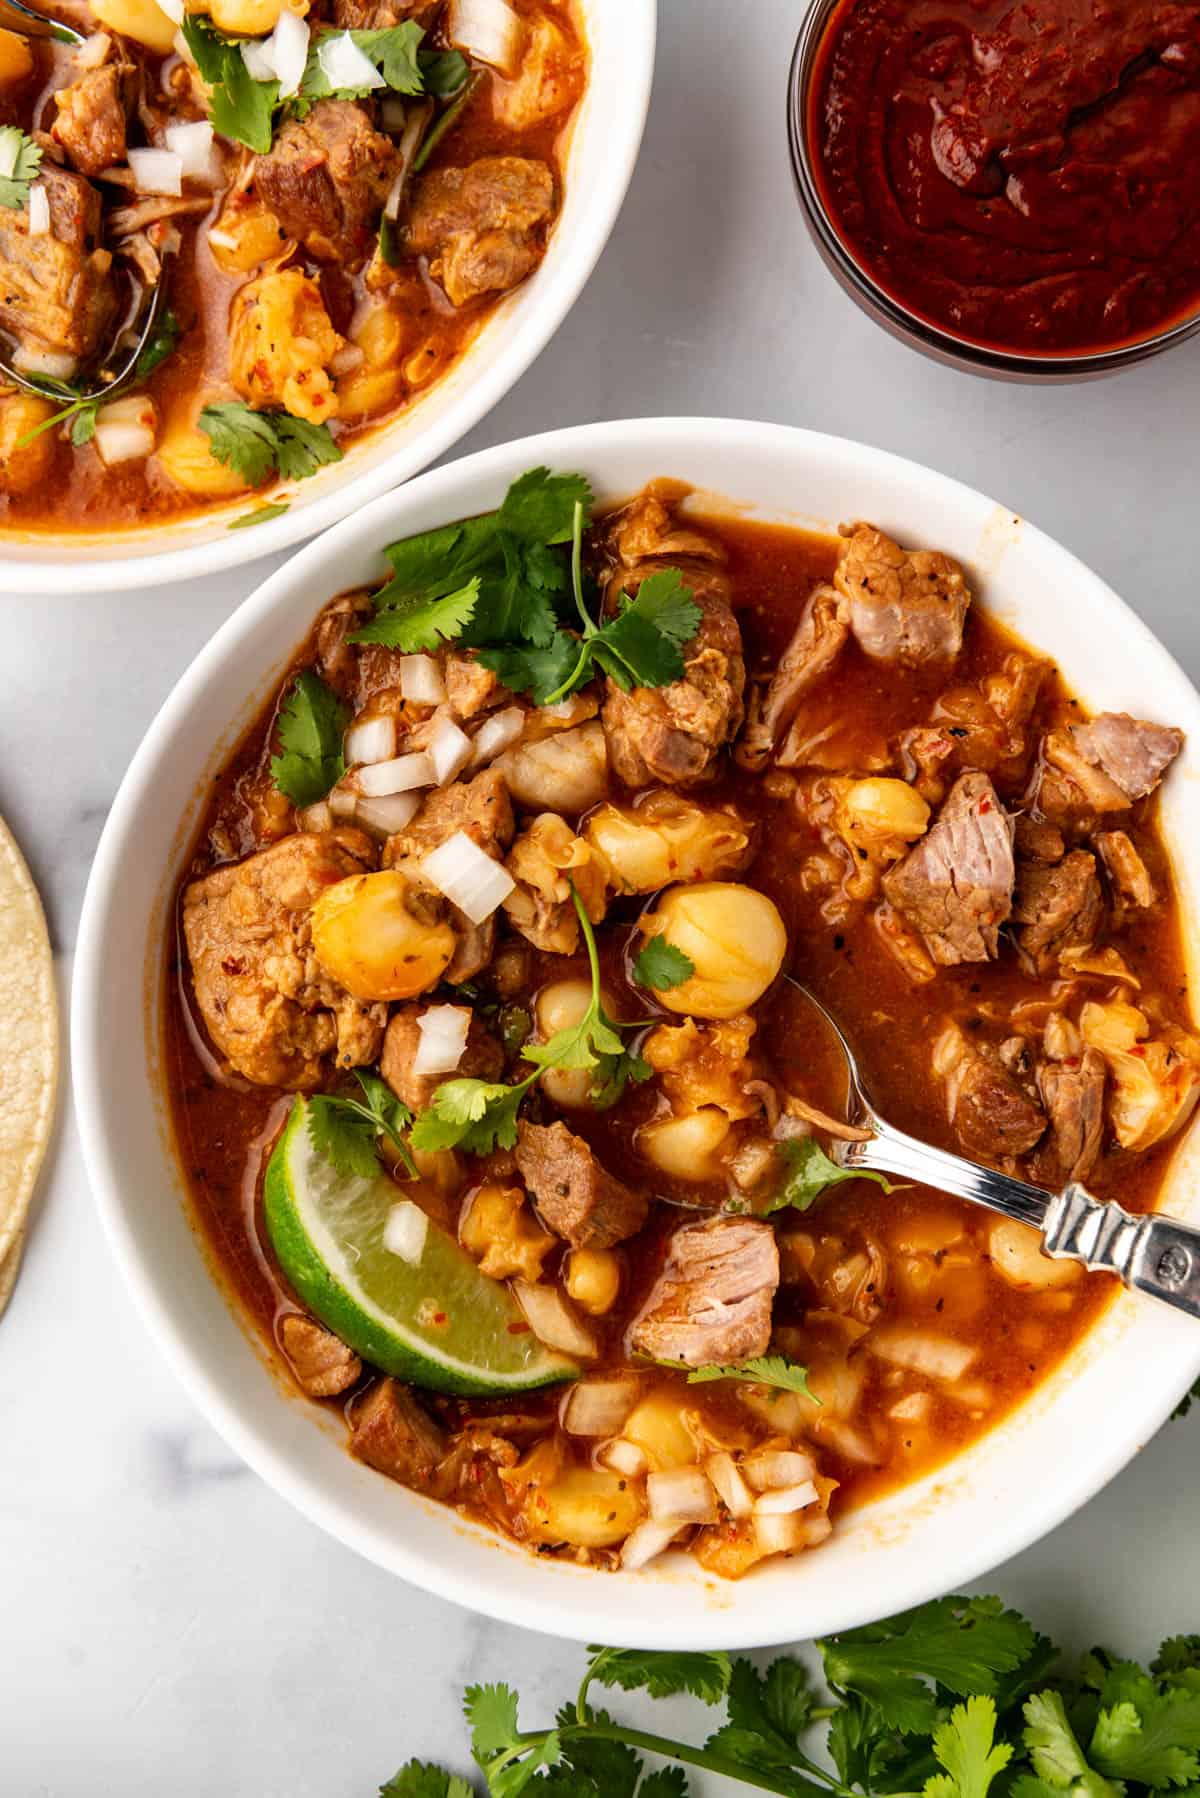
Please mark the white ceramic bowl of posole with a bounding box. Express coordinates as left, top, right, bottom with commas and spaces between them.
2, 4, 655, 595
73, 418, 1200, 1647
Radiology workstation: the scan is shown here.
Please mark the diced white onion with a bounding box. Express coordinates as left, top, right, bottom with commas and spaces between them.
206, 227, 239, 250
646, 1468, 716, 1525
12, 345, 76, 379
164, 119, 219, 183
75, 31, 113, 69
0, 132, 18, 179
155, 0, 183, 22
868, 1328, 977, 1382
422, 831, 515, 924
560, 1376, 639, 1439
298, 800, 333, 832
620, 1519, 681, 1571
753, 1480, 819, 1516
26, 182, 50, 235
704, 1451, 754, 1520
753, 1510, 831, 1557
413, 1004, 471, 1076
383, 1200, 428, 1265
512, 1281, 597, 1359
888, 1391, 931, 1422
447, 0, 524, 73
94, 395, 157, 466
128, 147, 183, 197
357, 751, 434, 798
270, 7, 310, 97
345, 713, 397, 767
318, 29, 386, 91
400, 654, 446, 705
355, 791, 420, 838
816, 1419, 878, 1466
241, 37, 277, 80
328, 783, 359, 821
428, 713, 473, 787
469, 705, 526, 768
741, 1448, 816, 1493
596, 1437, 647, 1478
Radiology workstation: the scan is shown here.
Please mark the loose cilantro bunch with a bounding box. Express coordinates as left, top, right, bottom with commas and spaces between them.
349, 468, 703, 701
270, 670, 348, 805
410, 886, 648, 1155
383, 1599, 1200, 1798
0, 127, 41, 209
199, 404, 342, 487
307, 1070, 416, 1178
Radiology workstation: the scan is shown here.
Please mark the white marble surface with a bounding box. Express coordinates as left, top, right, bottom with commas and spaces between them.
5, 0, 1200, 1789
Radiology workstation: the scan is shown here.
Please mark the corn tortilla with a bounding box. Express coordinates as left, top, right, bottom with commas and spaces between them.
0, 815, 57, 1317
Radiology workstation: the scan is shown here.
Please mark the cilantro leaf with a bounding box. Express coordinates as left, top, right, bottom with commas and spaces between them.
1156, 1640, 1200, 1679
552, 1705, 641, 1798
766, 1136, 899, 1215
70, 405, 98, 447
135, 308, 181, 381
1022, 1690, 1122, 1798
350, 579, 482, 653
632, 939, 694, 992
587, 1646, 732, 1705
410, 1077, 526, 1156
301, 23, 426, 103
820, 1597, 1037, 1734
379, 1762, 474, 1798
497, 467, 593, 545
705, 1655, 818, 1773
0, 127, 42, 209
465, 1683, 522, 1761
685, 1355, 817, 1400
228, 501, 291, 530
1089, 1661, 1200, 1787
270, 669, 349, 805
419, 46, 470, 96
199, 403, 342, 486
182, 16, 280, 152
923, 1697, 1014, 1798
305, 1076, 415, 1181
476, 632, 581, 706
306, 1094, 382, 1180
638, 1774, 690, 1797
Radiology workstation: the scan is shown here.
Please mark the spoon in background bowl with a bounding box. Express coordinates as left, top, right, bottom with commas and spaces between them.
783, 975, 1200, 1322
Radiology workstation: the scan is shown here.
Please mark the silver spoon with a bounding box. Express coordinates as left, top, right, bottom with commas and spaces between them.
784, 975, 1200, 1321
0, 0, 84, 44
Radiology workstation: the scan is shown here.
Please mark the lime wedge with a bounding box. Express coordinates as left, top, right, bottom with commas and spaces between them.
264, 1099, 577, 1397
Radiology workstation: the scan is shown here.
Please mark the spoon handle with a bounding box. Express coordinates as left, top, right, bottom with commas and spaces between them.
840, 1123, 1200, 1320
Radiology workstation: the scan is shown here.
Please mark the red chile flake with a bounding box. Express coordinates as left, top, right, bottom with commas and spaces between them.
810, 0, 1200, 355
507, 1320, 532, 1335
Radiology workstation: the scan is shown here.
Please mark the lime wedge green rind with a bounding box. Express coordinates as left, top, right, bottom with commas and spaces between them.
264, 1099, 577, 1397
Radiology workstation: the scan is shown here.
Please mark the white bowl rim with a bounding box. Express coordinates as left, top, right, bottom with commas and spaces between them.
1, 3, 656, 595
72, 417, 1200, 1647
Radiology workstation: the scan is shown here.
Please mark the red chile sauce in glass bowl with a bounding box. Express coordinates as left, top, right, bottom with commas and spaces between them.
794, 0, 1200, 371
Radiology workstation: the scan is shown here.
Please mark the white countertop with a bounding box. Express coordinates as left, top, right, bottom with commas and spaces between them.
5, 1, 1200, 1789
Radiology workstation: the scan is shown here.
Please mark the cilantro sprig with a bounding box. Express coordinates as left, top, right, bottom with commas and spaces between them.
410, 886, 648, 1155
307, 1071, 417, 1178
477, 500, 703, 705
270, 670, 348, 806
199, 403, 342, 486
0, 127, 42, 210
183, 16, 280, 153
685, 1355, 818, 1400
765, 1135, 901, 1215
384, 1596, 1200, 1798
